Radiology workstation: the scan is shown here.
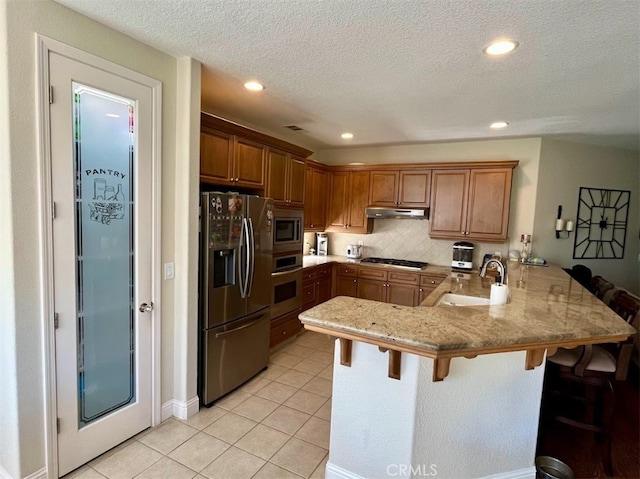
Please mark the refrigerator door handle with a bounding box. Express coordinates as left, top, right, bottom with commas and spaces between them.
214, 312, 267, 339
238, 217, 247, 298
246, 218, 256, 297
241, 217, 251, 298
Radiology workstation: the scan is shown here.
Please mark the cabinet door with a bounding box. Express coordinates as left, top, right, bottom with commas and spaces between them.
357, 279, 387, 302
200, 130, 233, 183
305, 166, 328, 230
327, 171, 349, 228
234, 138, 265, 187
369, 171, 399, 206
316, 276, 332, 305
335, 275, 358, 297
347, 171, 371, 231
399, 170, 431, 207
429, 169, 469, 238
302, 281, 317, 311
466, 168, 512, 240
387, 283, 419, 306
288, 156, 306, 207
266, 149, 288, 203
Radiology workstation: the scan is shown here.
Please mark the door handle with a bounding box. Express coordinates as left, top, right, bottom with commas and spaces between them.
139, 302, 154, 313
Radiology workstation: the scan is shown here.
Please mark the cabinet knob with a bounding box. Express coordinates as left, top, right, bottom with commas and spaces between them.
419, 288, 424, 292
310, 224, 314, 227
431, 280, 435, 284
353, 279, 357, 283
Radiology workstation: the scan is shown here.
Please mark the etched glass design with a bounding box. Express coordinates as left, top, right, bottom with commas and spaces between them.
73, 83, 135, 427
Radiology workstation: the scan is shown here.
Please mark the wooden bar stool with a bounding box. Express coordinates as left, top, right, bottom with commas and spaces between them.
542, 290, 640, 475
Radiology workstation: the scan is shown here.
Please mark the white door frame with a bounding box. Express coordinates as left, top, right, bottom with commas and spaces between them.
35, 34, 163, 478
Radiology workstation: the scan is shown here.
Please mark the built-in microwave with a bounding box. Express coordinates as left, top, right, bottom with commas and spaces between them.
273, 208, 303, 255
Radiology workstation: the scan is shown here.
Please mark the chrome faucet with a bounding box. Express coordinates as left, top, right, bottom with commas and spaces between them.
480, 259, 506, 285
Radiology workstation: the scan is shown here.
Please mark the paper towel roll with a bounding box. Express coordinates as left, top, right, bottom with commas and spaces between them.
490, 283, 509, 305
555, 218, 565, 231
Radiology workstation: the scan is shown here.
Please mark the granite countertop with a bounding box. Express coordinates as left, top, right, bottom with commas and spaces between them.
299, 262, 636, 358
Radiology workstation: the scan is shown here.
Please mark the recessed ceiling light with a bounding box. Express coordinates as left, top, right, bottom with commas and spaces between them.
490, 121, 509, 129
244, 81, 265, 91
341, 132, 354, 140
105, 113, 120, 118
483, 40, 519, 56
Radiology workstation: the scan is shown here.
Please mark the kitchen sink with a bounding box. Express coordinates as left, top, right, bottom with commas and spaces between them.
435, 293, 491, 307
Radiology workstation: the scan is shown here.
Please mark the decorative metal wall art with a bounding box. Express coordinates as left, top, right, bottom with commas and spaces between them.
573, 187, 630, 259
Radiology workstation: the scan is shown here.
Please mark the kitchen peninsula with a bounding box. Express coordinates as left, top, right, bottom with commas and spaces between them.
299, 263, 635, 479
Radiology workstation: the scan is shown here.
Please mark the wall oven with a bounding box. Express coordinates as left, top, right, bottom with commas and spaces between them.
271, 253, 303, 319
273, 208, 303, 255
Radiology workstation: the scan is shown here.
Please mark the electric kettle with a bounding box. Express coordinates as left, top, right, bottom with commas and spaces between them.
346, 244, 362, 259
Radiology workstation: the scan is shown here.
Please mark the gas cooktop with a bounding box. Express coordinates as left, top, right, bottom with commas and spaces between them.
360, 257, 429, 270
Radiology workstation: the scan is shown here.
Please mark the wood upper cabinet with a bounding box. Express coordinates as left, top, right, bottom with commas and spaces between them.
327, 170, 373, 234
429, 167, 513, 241
369, 169, 431, 208
266, 149, 305, 207
304, 163, 329, 231
200, 129, 266, 188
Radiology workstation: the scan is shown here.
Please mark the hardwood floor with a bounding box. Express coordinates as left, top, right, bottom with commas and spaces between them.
537, 363, 640, 478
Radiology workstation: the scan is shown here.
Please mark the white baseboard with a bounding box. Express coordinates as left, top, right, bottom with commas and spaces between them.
326, 463, 535, 479
23, 469, 47, 479
479, 466, 536, 479
0, 466, 48, 479
160, 396, 200, 422
325, 463, 366, 479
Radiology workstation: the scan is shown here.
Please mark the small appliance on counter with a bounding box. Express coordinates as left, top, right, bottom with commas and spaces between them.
452, 241, 474, 271
316, 232, 328, 256
346, 243, 363, 259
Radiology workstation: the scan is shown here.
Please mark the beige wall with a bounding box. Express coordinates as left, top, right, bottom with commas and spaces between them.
1, 0, 184, 476
533, 139, 639, 293
314, 138, 542, 264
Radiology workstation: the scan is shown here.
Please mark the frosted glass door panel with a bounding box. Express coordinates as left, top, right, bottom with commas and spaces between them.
73, 83, 135, 427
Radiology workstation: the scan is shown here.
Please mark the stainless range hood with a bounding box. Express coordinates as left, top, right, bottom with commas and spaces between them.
365, 206, 429, 219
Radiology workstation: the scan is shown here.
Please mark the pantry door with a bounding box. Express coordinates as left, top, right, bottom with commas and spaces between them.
49, 51, 156, 476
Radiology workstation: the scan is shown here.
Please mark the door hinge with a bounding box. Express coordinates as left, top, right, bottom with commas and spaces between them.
54, 313, 59, 329
52, 202, 56, 220
49, 86, 54, 104
56, 418, 60, 434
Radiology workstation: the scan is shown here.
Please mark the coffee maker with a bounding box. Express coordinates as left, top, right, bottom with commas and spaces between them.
452, 242, 474, 271
316, 233, 328, 256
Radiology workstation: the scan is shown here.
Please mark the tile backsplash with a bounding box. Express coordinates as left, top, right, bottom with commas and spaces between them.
304, 219, 509, 268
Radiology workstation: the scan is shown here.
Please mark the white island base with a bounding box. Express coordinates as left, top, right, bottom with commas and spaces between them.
325, 340, 544, 479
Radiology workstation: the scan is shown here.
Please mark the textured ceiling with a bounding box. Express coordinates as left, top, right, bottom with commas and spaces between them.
54, 0, 640, 151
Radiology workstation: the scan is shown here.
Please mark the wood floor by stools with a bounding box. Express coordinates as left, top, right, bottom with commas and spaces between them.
537, 363, 640, 478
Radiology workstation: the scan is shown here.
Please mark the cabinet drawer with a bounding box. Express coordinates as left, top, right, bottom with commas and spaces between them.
388, 271, 419, 285
336, 265, 358, 277
302, 282, 316, 308
270, 314, 302, 348
316, 265, 332, 279
420, 274, 447, 287
358, 268, 387, 281
302, 268, 316, 282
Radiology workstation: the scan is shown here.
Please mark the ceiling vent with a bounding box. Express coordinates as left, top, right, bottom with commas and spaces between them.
284, 125, 306, 132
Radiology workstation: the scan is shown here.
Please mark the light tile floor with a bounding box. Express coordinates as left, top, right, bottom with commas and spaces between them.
64, 331, 334, 479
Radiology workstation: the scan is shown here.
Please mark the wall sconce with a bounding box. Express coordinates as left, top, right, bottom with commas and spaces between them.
555, 205, 574, 239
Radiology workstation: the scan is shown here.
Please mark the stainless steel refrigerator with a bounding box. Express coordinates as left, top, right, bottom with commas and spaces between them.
199, 192, 273, 406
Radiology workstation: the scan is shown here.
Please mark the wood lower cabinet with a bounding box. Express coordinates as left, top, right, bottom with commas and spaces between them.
266, 149, 305, 207
327, 171, 373, 234
333, 264, 446, 306
419, 273, 448, 304
301, 264, 333, 312
304, 163, 329, 231
429, 167, 514, 241
369, 169, 431, 208
270, 308, 303, 348
334, 264, 358, 297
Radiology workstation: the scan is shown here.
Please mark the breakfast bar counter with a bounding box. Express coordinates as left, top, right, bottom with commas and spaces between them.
299, 263, 635, 479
